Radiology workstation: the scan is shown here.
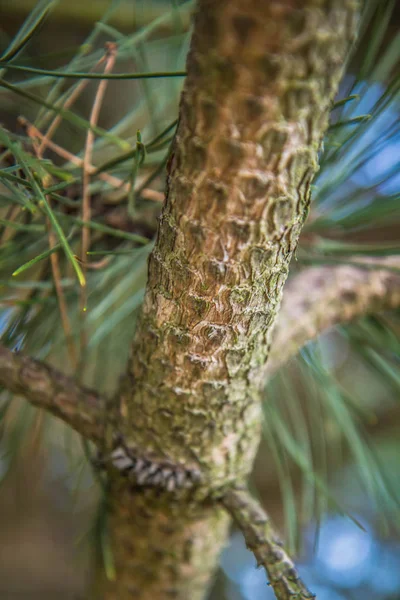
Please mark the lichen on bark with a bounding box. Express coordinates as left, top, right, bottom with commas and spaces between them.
104, 1, 361, 598
122, 0, 360, 486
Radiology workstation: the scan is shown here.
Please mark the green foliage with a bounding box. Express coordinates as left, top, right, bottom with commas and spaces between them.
0, 4, 189, 565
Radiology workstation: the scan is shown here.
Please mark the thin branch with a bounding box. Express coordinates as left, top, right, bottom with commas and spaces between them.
24, 121, 164, 202
266, 256, 400, 378
46, 202, 78, 367
140, 188, 164, 203
222, 487, 315, 600
80, 42, 117, 361
0, 204, 21, 244
0, 344, 105, 441
37, 53, 108, 158
23, 120, 78, 369
22, 118, 126, 190
81, 42, 118, 262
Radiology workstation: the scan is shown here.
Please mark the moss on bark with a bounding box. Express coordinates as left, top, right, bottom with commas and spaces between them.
105, 1, 361, 598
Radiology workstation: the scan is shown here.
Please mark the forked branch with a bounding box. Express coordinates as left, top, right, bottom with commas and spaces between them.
223, 487, 315, 600
0, 344, 105, 440
266, 256, 400, 377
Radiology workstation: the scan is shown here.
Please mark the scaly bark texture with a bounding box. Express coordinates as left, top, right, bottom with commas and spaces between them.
103, 483, 230, 600
266, 256, 400, 377
0, 344, 104, 440
223, 488, 315, 599
105, 1, 360, 598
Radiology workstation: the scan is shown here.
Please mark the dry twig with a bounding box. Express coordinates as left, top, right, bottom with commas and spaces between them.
22, 117, 77, 368
80, 42, 117, 359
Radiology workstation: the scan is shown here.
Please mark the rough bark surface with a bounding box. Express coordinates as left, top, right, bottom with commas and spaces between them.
0, 344, 104, 440
103, 0, 357, 600
223, 488, 315, 600
123, 0, 360, 476
104, 483, 230, 600
101, 1, 360, 598
267, 256, 400, 376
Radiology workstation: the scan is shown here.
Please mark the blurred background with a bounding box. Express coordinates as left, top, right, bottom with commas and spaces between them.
0, 1, 399, 599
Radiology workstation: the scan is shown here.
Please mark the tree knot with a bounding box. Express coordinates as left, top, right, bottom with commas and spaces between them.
94, 436, 203, 492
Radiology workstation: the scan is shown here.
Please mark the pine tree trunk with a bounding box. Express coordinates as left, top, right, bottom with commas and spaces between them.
103, 1, 360, 598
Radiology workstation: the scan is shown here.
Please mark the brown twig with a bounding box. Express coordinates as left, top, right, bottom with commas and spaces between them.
21, 118, 78, 369
222, 487, 315, 600
74, 254, 111, 270
22, 119, 164, 203
46, 213, 77, 367
0, 344, 105, 441
37, 54, 108, 158
21, 117, 127, 191
0, 204, 21, 244
140, 188, 164, 203
80, 42, 117, 361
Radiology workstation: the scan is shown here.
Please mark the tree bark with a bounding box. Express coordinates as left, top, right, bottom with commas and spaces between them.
103, 1, 360, 599
267, 256, 400, 377
0, 344, 104, 441
223, 487, 315, 600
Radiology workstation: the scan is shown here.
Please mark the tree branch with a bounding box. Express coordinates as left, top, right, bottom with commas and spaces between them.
121, 0, 360, 481
103, 1, 361, 597
222, 487, 315, 600
266, 256, 400, 377
0, 344, 105, 441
